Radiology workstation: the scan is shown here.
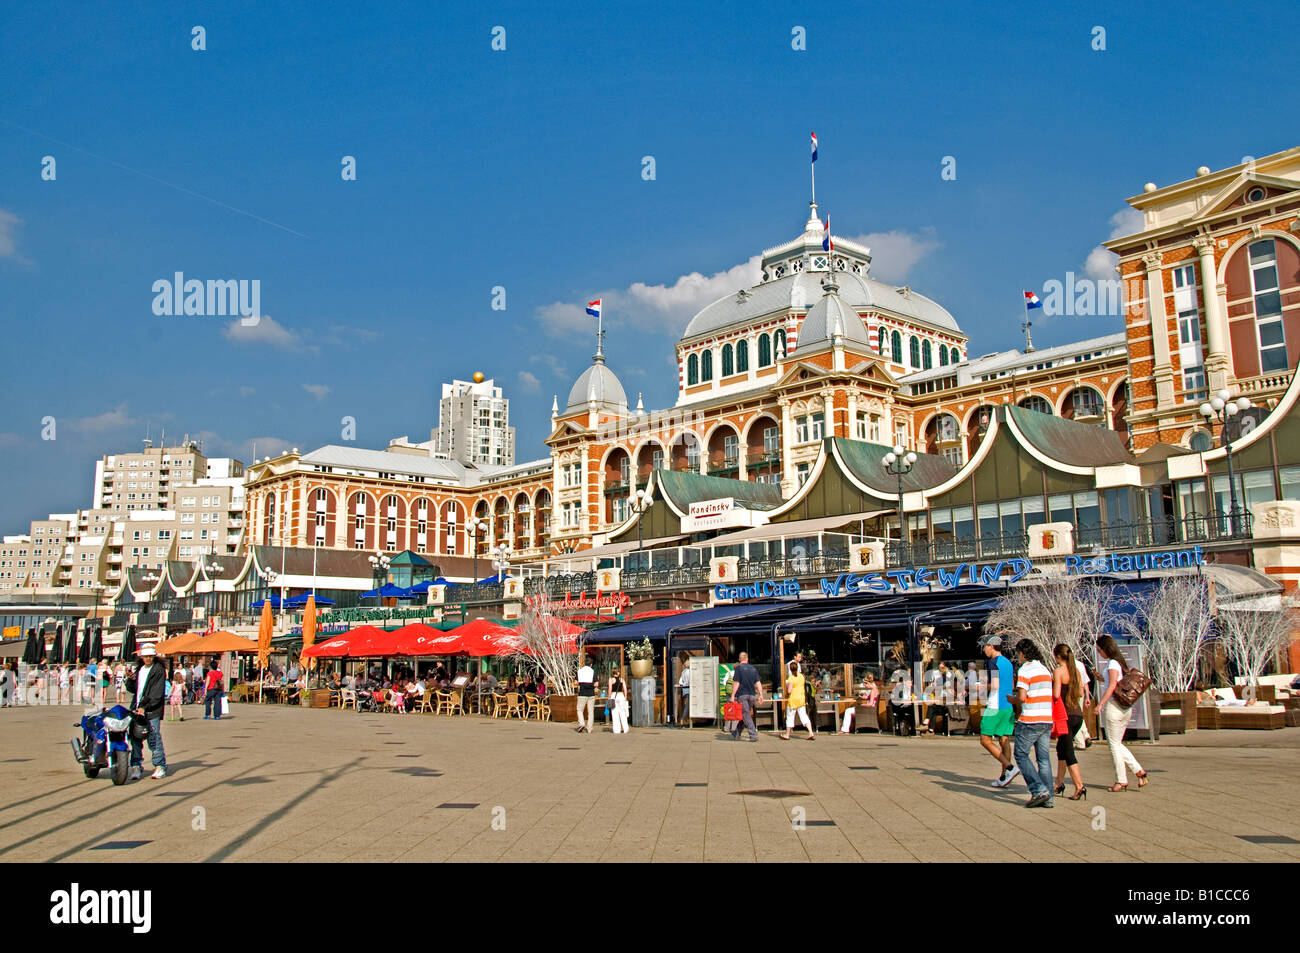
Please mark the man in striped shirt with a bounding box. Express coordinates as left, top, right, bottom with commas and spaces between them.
1011, 639, 1055, 809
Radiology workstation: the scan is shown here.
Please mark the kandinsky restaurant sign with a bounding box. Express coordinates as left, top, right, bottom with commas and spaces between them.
524, 590, 632, 613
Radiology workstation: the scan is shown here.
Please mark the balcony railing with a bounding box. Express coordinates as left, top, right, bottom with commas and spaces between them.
603, 481, 630, 497
445, 581, 505, 603
524, 571, 596, 597
737, 552, 849, 579
622, 565, 711, 590
1075, 511, 1254, 550
888, 532, 1029, 568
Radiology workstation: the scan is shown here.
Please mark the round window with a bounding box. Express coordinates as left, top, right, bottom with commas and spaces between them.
1247, 187, 1266, 203
1189, 430, 1213, 452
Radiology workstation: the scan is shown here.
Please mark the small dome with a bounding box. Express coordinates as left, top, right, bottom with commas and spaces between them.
565, 356, 628, 415
799, 282, 872, 350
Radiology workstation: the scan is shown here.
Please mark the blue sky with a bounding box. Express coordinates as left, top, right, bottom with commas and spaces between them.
0, 0, 1294, 529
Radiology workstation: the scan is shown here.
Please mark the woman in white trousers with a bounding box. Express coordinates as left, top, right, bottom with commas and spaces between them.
609, 670, 630, 734
1096, 635, 1148, 792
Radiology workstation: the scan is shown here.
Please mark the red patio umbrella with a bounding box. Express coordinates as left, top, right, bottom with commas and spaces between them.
389, 623, 467, 657
302, 624, 397, 659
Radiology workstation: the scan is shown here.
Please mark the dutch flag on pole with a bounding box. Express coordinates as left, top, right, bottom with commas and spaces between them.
1023, 290, 1043, 310
586, 299, 602, 319
823, 216, 833, 253
810, 131, 818, 163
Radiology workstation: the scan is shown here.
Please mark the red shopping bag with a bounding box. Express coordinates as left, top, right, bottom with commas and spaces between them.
722, 701, 742, 722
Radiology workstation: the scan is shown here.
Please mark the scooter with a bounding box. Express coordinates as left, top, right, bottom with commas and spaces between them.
71, 704, 134, 785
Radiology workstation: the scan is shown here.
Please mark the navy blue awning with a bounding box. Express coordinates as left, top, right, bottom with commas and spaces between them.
585, 601, 794, 643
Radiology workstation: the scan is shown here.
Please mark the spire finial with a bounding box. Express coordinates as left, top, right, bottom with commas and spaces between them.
636, 393, 645, 415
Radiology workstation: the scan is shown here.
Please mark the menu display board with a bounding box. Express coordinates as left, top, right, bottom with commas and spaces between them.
689, 656, 719, 720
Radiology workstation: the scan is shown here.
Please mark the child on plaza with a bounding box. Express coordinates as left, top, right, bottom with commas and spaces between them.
781, 660, 815, 741
168, 671, 185, 721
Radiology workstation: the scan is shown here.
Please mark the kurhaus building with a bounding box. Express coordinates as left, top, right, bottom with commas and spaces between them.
243, 148, 1299, 587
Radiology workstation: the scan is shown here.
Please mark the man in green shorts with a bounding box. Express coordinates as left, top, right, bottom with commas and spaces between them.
978, 634, 1020, 788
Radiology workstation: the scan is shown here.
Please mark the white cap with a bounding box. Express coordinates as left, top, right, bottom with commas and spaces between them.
139, 644, 156, 658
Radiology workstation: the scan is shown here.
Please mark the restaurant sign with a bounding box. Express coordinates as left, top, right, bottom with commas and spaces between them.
684, 497, 762, 533
523, 590, 632, 614
820, 558, 1034, 596
1065, 546, 1205, 575
713, 578, 801, 601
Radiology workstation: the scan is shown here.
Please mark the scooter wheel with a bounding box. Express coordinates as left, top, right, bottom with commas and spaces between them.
83, 764, 100, 779
110, 750, 130, 786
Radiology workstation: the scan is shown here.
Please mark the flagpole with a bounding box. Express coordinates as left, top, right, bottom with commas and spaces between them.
1022, 292, 1036, 353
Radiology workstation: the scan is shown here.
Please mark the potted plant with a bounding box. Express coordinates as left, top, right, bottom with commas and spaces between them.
627, 638, 655, 679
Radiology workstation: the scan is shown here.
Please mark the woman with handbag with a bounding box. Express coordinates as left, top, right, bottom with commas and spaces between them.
1096, 635, 1148, 792
1051, 644, 1086, 800
609, 669, 630, 734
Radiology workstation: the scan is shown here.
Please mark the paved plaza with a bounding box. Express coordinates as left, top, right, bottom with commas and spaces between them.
3, 702, 1300, 863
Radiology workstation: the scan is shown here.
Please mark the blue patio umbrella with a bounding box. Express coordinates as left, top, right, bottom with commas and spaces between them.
406, 580, 433, 595
286, 593, 335, 608
363, 582, 408, 599
250, 595, 284, 609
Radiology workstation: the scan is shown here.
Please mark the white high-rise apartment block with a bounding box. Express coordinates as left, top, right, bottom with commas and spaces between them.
434, 378, 515, 467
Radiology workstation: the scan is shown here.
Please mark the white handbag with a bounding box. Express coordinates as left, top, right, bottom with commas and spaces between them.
221, 695, 230, 715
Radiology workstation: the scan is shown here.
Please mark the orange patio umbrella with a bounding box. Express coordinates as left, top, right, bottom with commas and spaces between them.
155, 631, 204, 656
184, 630, 259, 654
256, 598, 274, 702
300, 595, 317, 672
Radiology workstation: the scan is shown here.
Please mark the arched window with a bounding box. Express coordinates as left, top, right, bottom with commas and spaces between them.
736, 339, 749, 372
774, 328, 787, 359
939, 344, 949, 366
891, 330, 902, 363
757, 334, 771, 368
1020, 395, 1053, 416
909, 336, 921, 368
701, 349, 713, 381
878, 328, 888, 354
1071, 387, 1105, 420
937, 414, 959, 443
687, 353, 698, 385
951, 348, 962, 363
922, 340, 932, 370
721, 343, 734, 377
1248, 239, 1288, 372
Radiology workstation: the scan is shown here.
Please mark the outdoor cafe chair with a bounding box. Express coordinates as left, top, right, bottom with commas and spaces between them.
418, 691, 434, 714
339, 688, 358, 711
501, 692, 524, 720
524, 693, 540, 720
434, 690, 458, 716
489, 692, 509, 718
536, 695, 551, 722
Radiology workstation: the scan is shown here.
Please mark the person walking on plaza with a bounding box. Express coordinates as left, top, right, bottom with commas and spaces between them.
676, 655, 690, 725
125, 644, 167, 780
1011, 639, 1054, 808
113, 659, 127, 704
781, 660, 815, 741
1051, 644, 1086, 800
978, 635, 1018, 788
168, 669, 185, 722
730, 652, 763, 742
203, 657, 225, 720
0, 660, 13, 707
609, 669, 630, 734
575, 656, 597, 733
1096, 635, 1148, 792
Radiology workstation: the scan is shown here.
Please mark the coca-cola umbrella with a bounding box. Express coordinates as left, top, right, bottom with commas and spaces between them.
120, 624, 137, 660
48, 624, 64, 664
301, 624, 398, 659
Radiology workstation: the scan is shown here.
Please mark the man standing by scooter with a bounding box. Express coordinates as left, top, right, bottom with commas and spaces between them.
125, 644, 167, 780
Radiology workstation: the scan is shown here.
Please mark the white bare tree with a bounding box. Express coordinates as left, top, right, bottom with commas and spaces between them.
1123, 577, 1214, 692
1216, 596, 1299, 703
510, 609, 584, 696
983, 576, 1114, 662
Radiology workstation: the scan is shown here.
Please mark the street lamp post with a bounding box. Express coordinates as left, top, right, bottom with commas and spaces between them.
630, 489, 655, 572
468, 518, 488, 583
492, 543, 511, 584
258, 566, 281, 631
1199, 389, 1253, 536
881, 444, 918, 566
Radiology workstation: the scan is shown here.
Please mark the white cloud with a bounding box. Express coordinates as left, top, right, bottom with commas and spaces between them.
529, 354, 568, 379
191, 430, 298, 462
536, 228, 941, 344
516, 371, 541, 393
222, 314, 311, 350
239, 386, 255, 397
1083, 208, 1145, 281
70, 404, 133, 434
302, 383, 330, 400
850, 229, 940, 284
0, 209, 22, 258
